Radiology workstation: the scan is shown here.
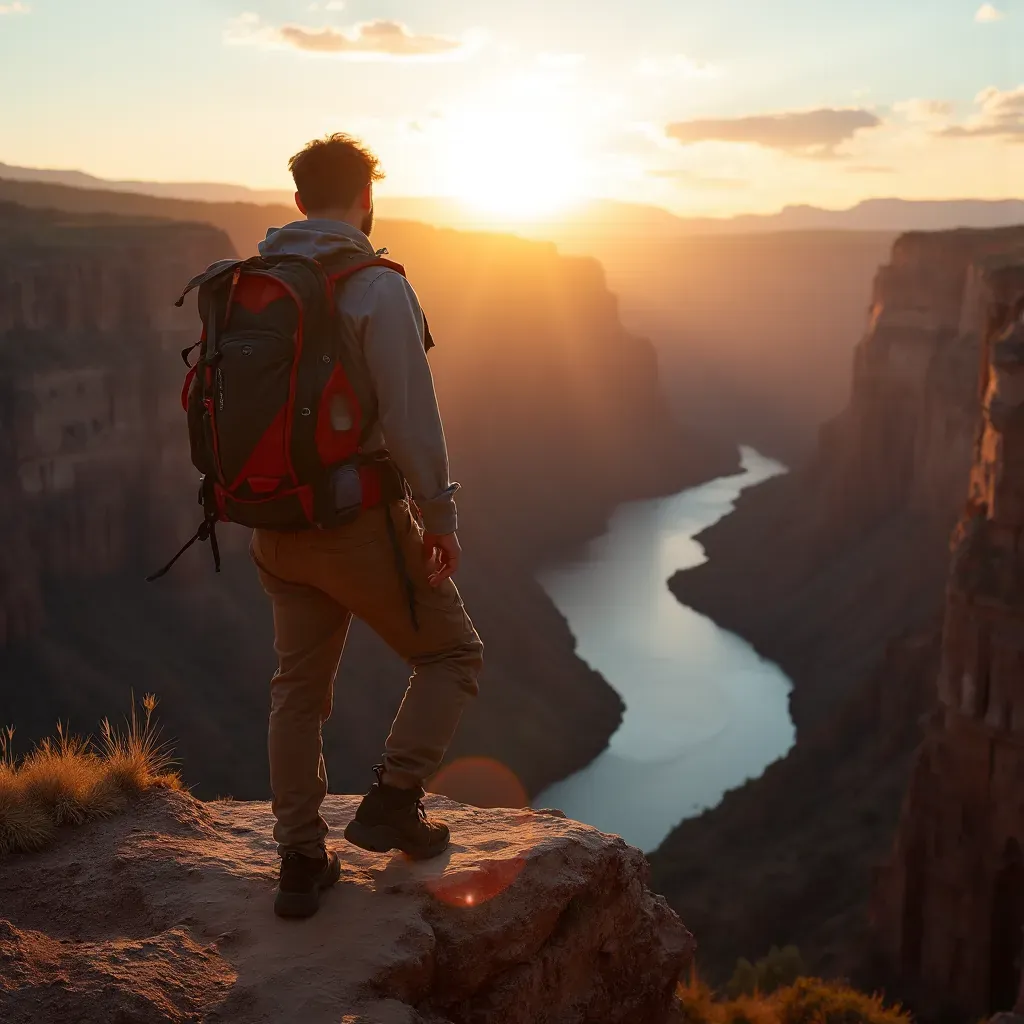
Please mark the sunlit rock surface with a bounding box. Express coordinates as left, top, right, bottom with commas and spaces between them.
0, 790, 693, 1023
873, 256, 1024, 1017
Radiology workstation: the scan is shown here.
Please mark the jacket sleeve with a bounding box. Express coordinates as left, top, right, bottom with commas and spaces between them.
357, 271, 459, 535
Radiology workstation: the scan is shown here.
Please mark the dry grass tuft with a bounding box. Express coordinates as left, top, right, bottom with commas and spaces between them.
675, 972, 912, 1024
0, 693, 181, 856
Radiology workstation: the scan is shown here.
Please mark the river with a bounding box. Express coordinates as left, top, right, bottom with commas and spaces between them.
533, 446, 796, 853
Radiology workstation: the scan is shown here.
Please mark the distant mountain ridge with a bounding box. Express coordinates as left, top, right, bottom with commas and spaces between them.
1, 160, 1022, 235
0, 162, 294, 206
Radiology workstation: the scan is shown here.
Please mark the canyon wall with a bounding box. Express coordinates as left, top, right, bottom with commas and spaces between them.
571, 230, 896, 462
670, 226, 1024, 734
649, 226, 1024, 988
0, 203, 229, 645
0, 195, 726, 803
872, 257, 1024, 1017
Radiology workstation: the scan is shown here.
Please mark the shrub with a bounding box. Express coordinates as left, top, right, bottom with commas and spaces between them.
727, 945, 809, 997
674, 972, 911, 1024
775, 978, 910, 1024
0, 693, 180, 856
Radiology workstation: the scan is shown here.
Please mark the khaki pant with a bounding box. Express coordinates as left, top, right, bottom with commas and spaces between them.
250, 500, 483, 858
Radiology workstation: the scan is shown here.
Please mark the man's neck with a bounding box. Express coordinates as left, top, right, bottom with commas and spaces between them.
306, 209, 362, 232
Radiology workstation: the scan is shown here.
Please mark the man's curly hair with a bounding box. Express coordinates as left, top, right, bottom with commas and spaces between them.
288, 133, 384, 212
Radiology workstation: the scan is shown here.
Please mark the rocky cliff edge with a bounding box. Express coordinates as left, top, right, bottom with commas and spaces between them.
0, 791, 693, 1023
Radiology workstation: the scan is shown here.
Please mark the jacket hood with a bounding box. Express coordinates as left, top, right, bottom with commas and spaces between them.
258, 218, 376, 262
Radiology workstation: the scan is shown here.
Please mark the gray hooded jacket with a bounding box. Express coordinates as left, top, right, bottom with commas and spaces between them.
259, 219, 458, 536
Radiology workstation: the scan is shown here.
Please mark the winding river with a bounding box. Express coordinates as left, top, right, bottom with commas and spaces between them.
534, 447, 795, 853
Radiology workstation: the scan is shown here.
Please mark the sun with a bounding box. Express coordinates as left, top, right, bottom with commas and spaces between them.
439, 98, 588, 220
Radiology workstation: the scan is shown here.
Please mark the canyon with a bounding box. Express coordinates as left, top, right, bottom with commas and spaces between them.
649, 226, 1024, 1003
0, 177, 908, 464
10, 170, 1024, 1018
0, 191, 729, 802
872, 256, 1024, 1017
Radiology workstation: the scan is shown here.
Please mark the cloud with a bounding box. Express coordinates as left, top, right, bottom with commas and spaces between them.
846, 164, 896, 175
227, 13, 466, 60
666, 107, 882, 158
975, 3, 1006, 22
941, 85, 1024, 140
0, 2, 30, 12
894, 98, 955, 124
280, 20, 461, 56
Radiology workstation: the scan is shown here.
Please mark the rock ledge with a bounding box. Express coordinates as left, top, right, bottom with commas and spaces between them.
0, 790, 692, 1023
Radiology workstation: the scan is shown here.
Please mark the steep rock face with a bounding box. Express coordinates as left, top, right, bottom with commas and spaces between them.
649, 626, 940, 985
575, 230, 896, 462
0, 203, 229, 645
0, 197, 727, 801
671, 226, 1024, 733
649, 228, 1024, 986
872, 258, 1024, 1017
0, 791, 694, 1023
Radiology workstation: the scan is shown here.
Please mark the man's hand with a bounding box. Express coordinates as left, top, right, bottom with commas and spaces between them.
422, 531, 461, 587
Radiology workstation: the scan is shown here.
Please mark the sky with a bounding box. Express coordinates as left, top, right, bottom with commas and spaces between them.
0, 0, 1021, 217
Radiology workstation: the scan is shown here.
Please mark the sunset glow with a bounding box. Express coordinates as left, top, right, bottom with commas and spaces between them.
0, 1, 1019, 217
439, 96, 589, 218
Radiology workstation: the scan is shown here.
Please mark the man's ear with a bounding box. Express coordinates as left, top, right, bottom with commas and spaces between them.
294, 191, 307, 216
359, 184, 373, 211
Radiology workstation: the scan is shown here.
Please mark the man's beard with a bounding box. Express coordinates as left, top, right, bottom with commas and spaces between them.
361, 206, 374, 236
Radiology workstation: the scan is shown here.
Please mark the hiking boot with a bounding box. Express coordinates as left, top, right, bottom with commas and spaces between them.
274, 847, 342, 919
344, 766, 450, 860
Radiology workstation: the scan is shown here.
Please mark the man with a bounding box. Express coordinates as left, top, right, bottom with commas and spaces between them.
250, 133, 484, 919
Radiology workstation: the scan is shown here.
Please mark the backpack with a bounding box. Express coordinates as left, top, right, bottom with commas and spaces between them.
147, 251, 410, 581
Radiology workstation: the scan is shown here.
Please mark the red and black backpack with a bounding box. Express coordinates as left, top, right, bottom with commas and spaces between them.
148, 251, 412, 581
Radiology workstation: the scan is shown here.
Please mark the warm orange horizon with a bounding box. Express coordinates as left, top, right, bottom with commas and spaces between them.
0, 1, 1020, 220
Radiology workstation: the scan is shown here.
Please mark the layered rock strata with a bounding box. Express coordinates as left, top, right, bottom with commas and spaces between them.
872, 257, 1024, 1016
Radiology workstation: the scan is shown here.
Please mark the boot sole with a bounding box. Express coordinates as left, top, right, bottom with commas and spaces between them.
343, 820, 450, 861
274, 854, 342, 919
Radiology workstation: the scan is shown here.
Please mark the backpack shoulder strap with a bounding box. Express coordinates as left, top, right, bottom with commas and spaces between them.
325, 255, 435, 353
327, 256, 406, 286
174, 258, 248, 308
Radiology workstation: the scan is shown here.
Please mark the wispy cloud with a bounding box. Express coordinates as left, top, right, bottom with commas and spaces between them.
226, 13, 468, 60
666, 107, 882, 159
0, 2, 30, 13
894, 98, 955, 125
975, 3, 1006, 22
941, 85, 1024, 140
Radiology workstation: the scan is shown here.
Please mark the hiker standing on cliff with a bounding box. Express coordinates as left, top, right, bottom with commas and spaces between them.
256, 135, 484, 916
168, 133, 483, 919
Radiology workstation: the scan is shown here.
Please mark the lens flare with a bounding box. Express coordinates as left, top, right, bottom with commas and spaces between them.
428, 757, 528, 808
425, 856, 527, 909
